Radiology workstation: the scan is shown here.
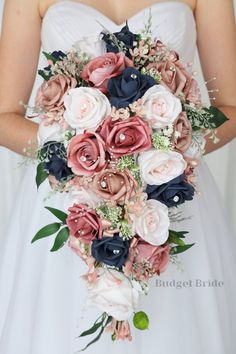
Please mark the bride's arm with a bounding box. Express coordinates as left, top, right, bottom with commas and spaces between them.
0, 0, 42, 156
196, 0, 236, 154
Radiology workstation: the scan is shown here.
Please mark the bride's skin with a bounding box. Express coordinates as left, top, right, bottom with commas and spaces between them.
0, 0, 235, 157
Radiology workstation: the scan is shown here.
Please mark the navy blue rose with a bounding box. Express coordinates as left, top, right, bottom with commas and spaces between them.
50, 50, 66, 61
108, 67, 156, 108
91, 234, 129, 268
101, 24, 138, 58
146, 174, 195, 207
41, 141, 72, 181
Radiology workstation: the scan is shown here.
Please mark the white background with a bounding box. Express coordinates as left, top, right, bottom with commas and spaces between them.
0, 0, 235, 238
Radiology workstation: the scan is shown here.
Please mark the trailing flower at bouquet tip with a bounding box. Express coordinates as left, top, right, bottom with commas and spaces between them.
28, 11, 229, 351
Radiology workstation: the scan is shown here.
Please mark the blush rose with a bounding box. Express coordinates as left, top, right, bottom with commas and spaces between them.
81, 52, 133, 93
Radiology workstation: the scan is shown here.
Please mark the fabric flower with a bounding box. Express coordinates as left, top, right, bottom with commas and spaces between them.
130, 199, 170, 246
91, 234, 129, 268
66, 203, 103, 244
37, 122, 63, 145
141, 85, 182, 129
146, 60, 201, 104
86, 268, 139, 321
92, 168, 138, 204
67, 131, 108, 176
101, 23, 139, 58
63, 186, 102, 211
73, 33, 106, 58
81, 52, 133, 93
42, 141, 72, 181
108, 67, 156, 109
135, 240, 170, 276
138, 149, 187, 185
146, 174, 195, 207
64, 87, 111, 132
172, 112, 192, 153
36, 74, 77, 111
98, 116, 152, 157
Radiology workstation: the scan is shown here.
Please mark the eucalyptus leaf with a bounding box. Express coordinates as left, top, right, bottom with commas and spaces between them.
31, 223, 61, 243
36, 162, 48, 189
50, 227, 70, 252
170, 243, 195, 255
45, 207, 68, 224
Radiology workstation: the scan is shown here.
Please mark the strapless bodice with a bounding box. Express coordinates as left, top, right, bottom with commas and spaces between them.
41, 1, 196, 63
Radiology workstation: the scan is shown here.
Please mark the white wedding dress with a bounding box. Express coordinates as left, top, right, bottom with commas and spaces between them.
0, 1, 235, 353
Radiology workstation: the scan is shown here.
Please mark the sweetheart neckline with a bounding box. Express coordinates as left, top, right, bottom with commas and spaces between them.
42, 0, 194, 27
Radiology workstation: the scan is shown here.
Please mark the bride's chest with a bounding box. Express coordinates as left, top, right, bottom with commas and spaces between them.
41, 1, 197, 63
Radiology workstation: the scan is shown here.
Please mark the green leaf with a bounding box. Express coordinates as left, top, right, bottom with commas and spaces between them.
31, 223, 61, 243
79, 320, 104, 337
170, 243, 195, 255
50, 227, 69, 252
79, 316, 112, 352
133, 311, 149, 330
45, 207, 68, 224
36, 162, 48, 189
168, 230, 188, 246
37, 69, 52, 81
79, 326, 105, 352
204, 106, 229, 128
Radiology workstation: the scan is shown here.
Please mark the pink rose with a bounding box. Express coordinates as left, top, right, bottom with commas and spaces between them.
173, 112, 192, 153
92, 168, 138, 204
81, 52, 133, 93
98, 116, 152, 158
66, 203, 103, 244
135, 239, 170, 276
67, 131, 108, 177
36, 74, 77, 111
147, 60, 201, 103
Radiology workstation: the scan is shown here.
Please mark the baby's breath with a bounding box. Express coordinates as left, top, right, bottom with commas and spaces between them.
117, 156, 142, 185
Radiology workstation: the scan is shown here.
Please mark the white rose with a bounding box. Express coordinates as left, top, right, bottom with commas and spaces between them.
73, 34, 106, 58
63, 186, 102, 211
142, 85, 182, 129
130, 199, 170, 246
86, 268, 139, 321
37, 122, 62, 145
138, 149, 187, 185
64, 87, 111, 132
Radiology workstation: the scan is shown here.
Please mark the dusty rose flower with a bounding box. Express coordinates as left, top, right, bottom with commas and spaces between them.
135, 240, 171, 276
147, 60, 201, 103
92, 168, 138, 204
105, 319, 132, 341
173, 112, 192, 153
81, 52, 133, 93
66, 203, 102, 244
98, 116, 152, 157
183, 78, 201, 104
67, 131, 108, 177
36, 74, 77, 111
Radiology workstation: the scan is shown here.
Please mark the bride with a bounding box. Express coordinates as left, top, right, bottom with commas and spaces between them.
0, 0, 236, 353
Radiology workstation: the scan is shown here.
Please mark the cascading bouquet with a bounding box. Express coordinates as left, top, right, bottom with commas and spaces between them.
30, 16, 228, 350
